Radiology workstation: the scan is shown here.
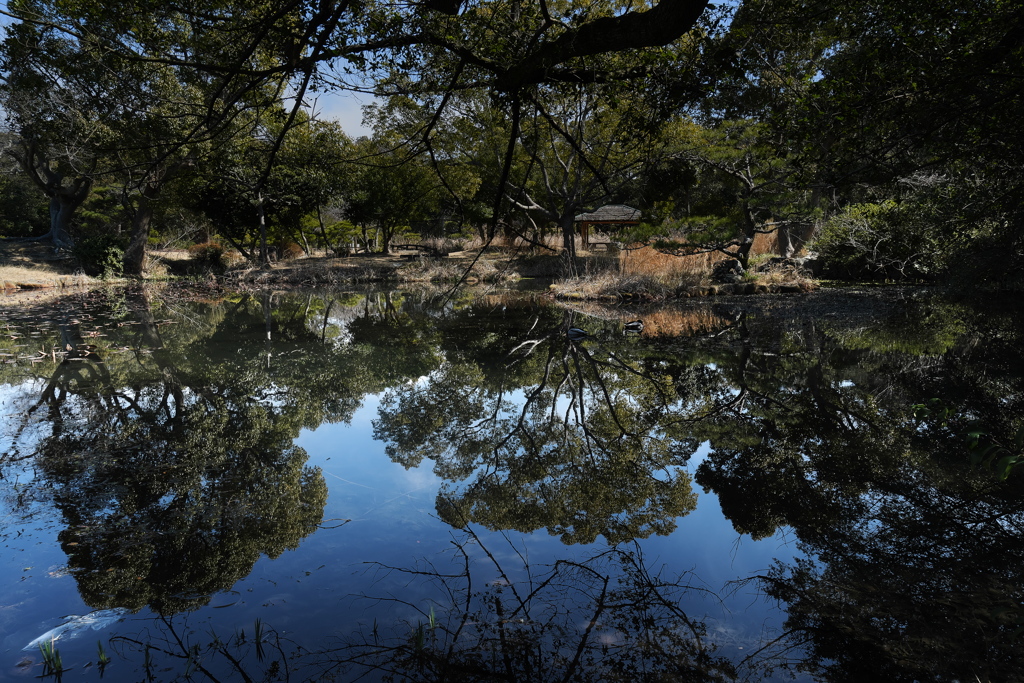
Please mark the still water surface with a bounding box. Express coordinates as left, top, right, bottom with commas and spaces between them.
0, 284, 1021, 681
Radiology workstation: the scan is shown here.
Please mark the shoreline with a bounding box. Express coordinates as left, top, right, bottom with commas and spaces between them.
1, 241, 819, 302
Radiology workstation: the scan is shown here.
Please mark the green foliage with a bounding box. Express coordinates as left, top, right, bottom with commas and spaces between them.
735, 0, 1024, 285
814, 201, 927, 280
72, 233, 128, 278
75, 185, 123, 235
0, 171, 49, 236
344, 134, 452, 253
632, 118, 813, 266
312, 216, 358, 256
39, 637, 64, 675
3, 0, 1019, 287
97, 639, 111, 666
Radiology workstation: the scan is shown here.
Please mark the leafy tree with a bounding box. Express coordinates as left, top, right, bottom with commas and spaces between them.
1, 0, 715, 268
729, 0, 1024, 284
0, 0, 323, 270
0, 30, 103, 250
274, 118, 354, 253
0, 152, 49, 236
503, 88, 665, 274
344, 134, 450, 254
640, 118, 812, 269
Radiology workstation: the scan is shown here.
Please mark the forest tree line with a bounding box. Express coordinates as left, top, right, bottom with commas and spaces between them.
0, 0, 1019, 285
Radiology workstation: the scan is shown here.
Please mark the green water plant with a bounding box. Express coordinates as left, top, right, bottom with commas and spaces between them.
97, 639, 111, 667
254, 618, 266, 662
39, 636, 64, 676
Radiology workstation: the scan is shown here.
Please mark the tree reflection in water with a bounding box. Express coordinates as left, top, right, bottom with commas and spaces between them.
1, 286, 1023, 680
6, 288, 337, 613
688, 296, 1024, 681
328, 528, 736, 682
104, 529, 737, 682
372, 307, 747, 544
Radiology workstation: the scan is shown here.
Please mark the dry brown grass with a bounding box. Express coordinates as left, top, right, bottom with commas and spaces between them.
750, 260, 818, 291
557, 301, 733, 338
619, 231, 779, 278
385, 255, 522, 284
619, 245, 722, 278
0, 241, 97, 292
218, 250, 525, 287
550, 272, 688, 301
550, 228, 817, 301
751, 229, 779, 256
638, 308, 732, 337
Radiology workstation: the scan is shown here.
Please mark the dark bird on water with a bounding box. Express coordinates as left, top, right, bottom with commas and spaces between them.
624, 319, 644, 334
567, 327, 589, 340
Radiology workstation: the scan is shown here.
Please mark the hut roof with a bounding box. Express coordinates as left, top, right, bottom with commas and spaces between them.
574, 204, 641, 222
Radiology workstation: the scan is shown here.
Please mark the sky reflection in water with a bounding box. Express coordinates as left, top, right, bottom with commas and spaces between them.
0, 285, 1021, 681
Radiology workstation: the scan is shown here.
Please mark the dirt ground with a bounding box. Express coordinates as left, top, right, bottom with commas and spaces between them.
0, 240, 96, 291
0, 240, 521, 297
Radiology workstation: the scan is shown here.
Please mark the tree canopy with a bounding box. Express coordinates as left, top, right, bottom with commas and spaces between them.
0, 0, 1019, 284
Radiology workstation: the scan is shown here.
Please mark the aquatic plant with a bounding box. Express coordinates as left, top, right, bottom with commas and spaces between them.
38, 637, 64, 677
97, 639, 111, 666
254, 618, 266, 662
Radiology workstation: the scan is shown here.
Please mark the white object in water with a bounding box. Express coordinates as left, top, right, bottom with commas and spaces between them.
23, 608, 129, 651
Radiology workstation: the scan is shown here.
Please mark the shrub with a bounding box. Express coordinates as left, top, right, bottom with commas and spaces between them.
276, 241, 304, 261
73, 233, 129, 279
187, 241, 227, 270
813, 200, 940, 280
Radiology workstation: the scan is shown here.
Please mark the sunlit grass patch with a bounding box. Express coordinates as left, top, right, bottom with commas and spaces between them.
750, 259, 819, 291
551, 272, 690, 301
619, 244, 722, 278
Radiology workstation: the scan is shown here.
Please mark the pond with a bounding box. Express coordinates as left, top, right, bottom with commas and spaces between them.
0, 284, 1021, 682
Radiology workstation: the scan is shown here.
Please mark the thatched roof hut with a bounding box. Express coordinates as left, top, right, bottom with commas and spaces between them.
574, 205, 641, 246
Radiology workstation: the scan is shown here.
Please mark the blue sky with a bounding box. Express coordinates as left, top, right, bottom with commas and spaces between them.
309, 89, 377, 137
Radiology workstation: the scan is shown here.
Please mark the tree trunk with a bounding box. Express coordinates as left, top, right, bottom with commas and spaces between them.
560, 213, 579, 277
46, 178, 93, 250
359, 225, 371, 253
316, 205, 332, 254
257, 192, 271, 268
737, 200, 758, 269
122, 160, 192, 276
736, 236, 755, 270
123, 195, 153, 276
48, 197, 77, 250
777, 222, 795, 258
9, 142, 92, 249
296, 226, 311, 255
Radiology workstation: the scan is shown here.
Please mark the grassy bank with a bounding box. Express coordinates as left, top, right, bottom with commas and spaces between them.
0, 241, 98, 294
1, 236, 818, 300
